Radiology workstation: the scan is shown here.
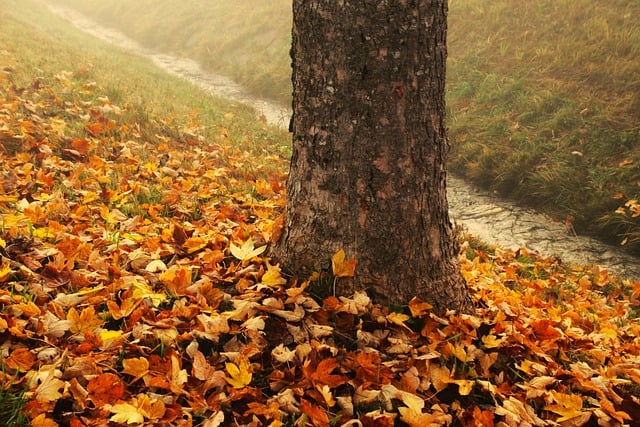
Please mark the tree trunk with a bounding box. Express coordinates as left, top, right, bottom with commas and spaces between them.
272, 0, 473, 313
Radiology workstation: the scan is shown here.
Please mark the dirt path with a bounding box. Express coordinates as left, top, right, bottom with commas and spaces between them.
47, 2, 640, 279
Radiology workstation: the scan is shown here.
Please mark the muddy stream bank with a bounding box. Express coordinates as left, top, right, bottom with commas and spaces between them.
47, 3, 640, 279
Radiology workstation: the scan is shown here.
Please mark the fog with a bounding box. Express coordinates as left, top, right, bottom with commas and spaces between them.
43, 0, 640, 275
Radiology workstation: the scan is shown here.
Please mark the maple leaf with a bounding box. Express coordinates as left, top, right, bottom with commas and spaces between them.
202, 411, 225, 427
67, 306, 104, 334
299, 398, 330, 426
261, 262, 287, 287
408, 297, 433, 317
159, 265, 193, 296
87, 373, 125, 407
355, 351, 393, 387
191, 350, 218, 381
331, 248, 356, 277
183, 235, 209, 254
387, 311, 412, 332
109, 402, 145, 425
305, 357, 348, 388
545, 391, 587, 422
494, 396, 546, 427
230, 238, 266, 262
134, 394, 166, 420
6, 347, 36, 372
34, 368, 66, 403
225, 356, 252, 388
122, 357, 150, 382
271, 343, 296, 364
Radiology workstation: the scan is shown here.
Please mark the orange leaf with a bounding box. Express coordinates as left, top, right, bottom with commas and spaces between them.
6, 347, 36, 372
530, 319, 562, 341
331, 248, 356, 277
408, 297, 433, 317
356, 351, 393, 387
31, 414, 59, 427
299, 398, 330, 427
468, 406, 494, 427
304, 357, 348, 388
71, 138, 90, 155
87, 373, 125, 407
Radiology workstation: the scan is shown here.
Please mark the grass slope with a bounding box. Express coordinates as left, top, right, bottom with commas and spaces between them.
49, 0, 640, 253
46, 0, 292, 106
1, 1, 640, 426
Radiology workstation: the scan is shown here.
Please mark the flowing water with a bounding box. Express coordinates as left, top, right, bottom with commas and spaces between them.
47, 3, 640, 279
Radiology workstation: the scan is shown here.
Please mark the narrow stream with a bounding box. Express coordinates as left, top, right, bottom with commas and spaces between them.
46, 3, 640, 279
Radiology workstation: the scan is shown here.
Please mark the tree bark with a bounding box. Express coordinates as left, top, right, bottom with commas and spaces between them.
273, 0, 473, 313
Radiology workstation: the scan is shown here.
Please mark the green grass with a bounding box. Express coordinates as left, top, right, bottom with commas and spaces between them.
0, 386, 28, 427
30, 0, 640, 252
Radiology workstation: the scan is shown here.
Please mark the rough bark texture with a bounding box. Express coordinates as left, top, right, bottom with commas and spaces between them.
272, 0, 473, 313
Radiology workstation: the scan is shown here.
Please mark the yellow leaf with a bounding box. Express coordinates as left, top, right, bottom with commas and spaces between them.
122, 357, 150, 382
387, 312, 411, 330
481, 333, 507, 349
0, 262, 12, 282
183, 236, 209, 254
450, 379, 475, 396
32, 227, 55, 239
261, 263, 287, 287
99, 329, 124, 350
67, 306, 104, 334
230, 238, 266, 261
443, 342, 468, 363
545, 391, 586, 422
109, 402, 145, 425
331, 248, 356, 277
131, 280, 167, 307
225, 357, 252, 388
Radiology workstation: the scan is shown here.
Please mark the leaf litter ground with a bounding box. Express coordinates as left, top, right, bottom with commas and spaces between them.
1, 50, 640, 427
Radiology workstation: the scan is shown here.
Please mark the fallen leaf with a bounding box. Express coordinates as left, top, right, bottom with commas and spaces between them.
331, 248, 357, 277
230, 238, 266, 262
225, 357, 252, 389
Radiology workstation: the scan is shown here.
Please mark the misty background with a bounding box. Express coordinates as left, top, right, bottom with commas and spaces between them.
42, 0, 640, 255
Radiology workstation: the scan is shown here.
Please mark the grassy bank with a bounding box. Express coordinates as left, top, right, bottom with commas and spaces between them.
2, 0, 290, 178
48, 0, 640, 253
446, 0, 640, 252
45, 0, 292, 106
